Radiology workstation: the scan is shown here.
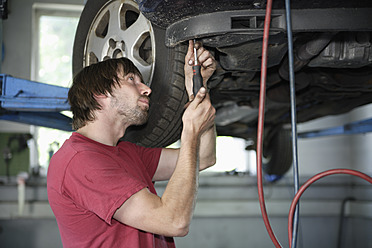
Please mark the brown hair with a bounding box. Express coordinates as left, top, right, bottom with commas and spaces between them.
68, 57, 143, 130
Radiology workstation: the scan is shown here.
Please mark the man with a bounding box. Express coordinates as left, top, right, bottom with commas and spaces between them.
47, 40, 217, 247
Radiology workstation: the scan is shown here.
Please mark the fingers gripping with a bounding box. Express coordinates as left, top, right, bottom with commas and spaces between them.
183, 87, 215, 135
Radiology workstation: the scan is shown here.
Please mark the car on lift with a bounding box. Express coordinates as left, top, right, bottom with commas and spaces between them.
72, 0, 372, 177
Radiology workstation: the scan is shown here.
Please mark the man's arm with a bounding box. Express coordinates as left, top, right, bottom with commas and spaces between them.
184, 40, 217, 171
153, 40, 217, 181
198, 124, 217, 170
114, 87, 215, 237
152, 125, 216, 181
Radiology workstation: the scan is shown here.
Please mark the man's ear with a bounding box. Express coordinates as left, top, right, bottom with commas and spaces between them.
93, 93, 107, 99
94, 93, 109, 107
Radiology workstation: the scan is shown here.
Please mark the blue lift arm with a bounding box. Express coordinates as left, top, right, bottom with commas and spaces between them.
0, 74, 72, 131
298, 118, 372, 138
1, 74, 372, 136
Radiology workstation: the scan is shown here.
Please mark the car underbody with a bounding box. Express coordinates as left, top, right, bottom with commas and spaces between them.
155, 5, 372, 140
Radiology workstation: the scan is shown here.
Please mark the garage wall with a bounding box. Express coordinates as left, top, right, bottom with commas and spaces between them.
1, 0, 84, 78
349, 104, 372, 174
297, 104, 372, 176
0, 0, 371, 248
0, 176, 371, 248
0, 0, 84, 134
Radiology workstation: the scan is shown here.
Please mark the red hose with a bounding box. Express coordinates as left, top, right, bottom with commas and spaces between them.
256, 0, 282, 247
256, 2, 372, 248
287, 169, 372, 248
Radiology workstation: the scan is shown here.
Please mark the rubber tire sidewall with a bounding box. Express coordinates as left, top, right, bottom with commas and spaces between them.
262, 128, 293, 176
72, 0, 188, 148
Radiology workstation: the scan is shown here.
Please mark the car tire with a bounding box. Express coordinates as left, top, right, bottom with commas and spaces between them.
72, 0, 188, 147
262, 128, 293, 178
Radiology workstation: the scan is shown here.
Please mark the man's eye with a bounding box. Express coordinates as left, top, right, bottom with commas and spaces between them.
128, 76, 134, 81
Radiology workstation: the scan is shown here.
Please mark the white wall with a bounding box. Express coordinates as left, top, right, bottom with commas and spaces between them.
1, 0, 84, 78
297, 103, 372, 176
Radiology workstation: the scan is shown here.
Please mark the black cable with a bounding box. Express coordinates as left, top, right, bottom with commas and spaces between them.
337, 197, 356, 248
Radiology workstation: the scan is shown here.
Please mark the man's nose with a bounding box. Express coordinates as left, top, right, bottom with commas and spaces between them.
140, 83, 152, 96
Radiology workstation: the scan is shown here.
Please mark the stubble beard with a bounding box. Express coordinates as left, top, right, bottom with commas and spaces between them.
112, 96, 149, 126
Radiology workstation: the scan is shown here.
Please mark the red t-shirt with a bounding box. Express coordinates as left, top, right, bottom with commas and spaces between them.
47, 132, 175, 248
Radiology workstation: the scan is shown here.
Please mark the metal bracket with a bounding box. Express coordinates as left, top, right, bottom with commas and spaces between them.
165, 8, 372, 47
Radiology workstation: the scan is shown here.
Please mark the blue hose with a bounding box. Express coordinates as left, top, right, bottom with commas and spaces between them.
284, 0, 300, 247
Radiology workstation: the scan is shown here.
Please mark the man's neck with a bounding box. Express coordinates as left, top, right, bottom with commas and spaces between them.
76, 120, 127, 146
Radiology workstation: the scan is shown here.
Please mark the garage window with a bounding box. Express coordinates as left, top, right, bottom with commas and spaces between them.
170, 137, 253, 174
31, 4, 82, 174
204, 137, 254, 174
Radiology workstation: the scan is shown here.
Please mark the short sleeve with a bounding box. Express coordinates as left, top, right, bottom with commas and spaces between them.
62, 151, 146, 225
133, 144, 162, 180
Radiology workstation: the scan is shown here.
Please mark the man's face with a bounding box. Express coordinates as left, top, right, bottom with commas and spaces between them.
109, 68, 152, 126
